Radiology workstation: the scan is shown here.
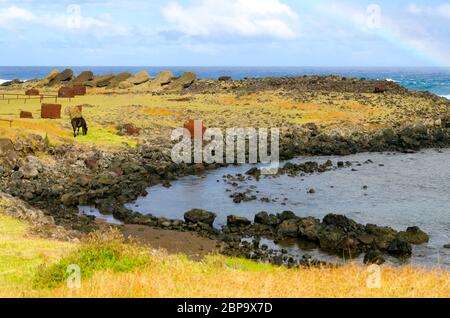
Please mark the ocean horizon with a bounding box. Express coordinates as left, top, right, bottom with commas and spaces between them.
1, 66, 450, 98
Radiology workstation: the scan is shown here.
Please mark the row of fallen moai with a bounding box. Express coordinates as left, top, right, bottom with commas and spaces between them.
34, 69, 197, 92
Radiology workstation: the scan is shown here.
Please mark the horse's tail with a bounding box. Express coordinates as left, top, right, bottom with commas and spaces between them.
81, 117, 88, 135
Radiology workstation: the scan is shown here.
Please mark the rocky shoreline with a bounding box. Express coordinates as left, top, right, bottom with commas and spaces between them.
2, 122, 450, 231
90, 206, 433, 268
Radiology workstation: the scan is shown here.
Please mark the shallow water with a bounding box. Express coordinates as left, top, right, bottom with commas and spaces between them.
79, 206, 122, 225
126, 149, 450, 268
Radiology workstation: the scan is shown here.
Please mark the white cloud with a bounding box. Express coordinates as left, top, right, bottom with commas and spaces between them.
407, 3, 423, 15
313, 2, 385, 33
0, 6, 35, 26
0, 4, 131, 37
407, 3, 450, 19
161, 0, 299, 40
437, 3, 450, 18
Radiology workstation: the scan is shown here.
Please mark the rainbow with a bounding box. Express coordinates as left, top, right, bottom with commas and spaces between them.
374, 26, 450, 69
319, 3, 450, 68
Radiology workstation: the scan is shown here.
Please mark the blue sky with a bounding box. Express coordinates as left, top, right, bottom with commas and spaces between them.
0, 0, 449, 66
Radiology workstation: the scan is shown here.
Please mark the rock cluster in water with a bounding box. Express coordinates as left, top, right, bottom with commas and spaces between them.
107, 205, 430, 267
223, 212, 429, 264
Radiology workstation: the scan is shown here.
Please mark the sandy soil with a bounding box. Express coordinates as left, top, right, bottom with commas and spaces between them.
120, 224, 222, 260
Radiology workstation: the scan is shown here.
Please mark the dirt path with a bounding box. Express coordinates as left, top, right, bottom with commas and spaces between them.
120, 224, 222, 260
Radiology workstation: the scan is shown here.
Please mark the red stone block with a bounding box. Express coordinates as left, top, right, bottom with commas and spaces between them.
184, 120, 206, 138
58, 87, 75, 98
25, 89, 40, 96
194, 163, 206, 172
374, 84, 388, 93
72, 85, 86, 96
20, 111, 33, 119
123, 123, 141, 136
41, 103, 62, 119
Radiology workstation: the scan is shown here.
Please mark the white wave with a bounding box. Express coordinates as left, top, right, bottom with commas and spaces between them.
440, 95, 450, 100
0, 79, 27, 85
386, 78, 397, 82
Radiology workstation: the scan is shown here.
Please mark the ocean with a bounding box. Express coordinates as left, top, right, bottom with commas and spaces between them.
1, 66, 450, 99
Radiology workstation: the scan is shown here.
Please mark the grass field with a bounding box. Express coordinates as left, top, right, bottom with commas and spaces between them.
0, 88, 402, 151
1, 211, 449, 298
1, 83, 448, 154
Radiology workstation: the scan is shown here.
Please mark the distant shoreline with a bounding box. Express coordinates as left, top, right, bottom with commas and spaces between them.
1, 66, 450, 96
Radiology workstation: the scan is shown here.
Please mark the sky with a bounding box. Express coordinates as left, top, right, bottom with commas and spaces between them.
0, 0, 450, 66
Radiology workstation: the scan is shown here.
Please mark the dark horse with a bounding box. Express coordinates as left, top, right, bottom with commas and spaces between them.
71, 117, 88, 137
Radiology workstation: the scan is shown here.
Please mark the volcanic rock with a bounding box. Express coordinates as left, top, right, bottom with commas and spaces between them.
364, 249, 386, 265
277, 219, 299, 237
0, 139, 19, 171
398, 226, 430, 245
227, 215, 252, 227
184, 209, 216, 227
387, 239, 412, 257
255, 212, 279, 226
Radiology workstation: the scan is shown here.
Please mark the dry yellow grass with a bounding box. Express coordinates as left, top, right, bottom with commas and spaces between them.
35, 256, 450, 298
143, 108, 180, 117
8, 120, 69, 137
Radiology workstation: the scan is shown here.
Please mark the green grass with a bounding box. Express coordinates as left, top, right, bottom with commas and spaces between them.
223, 257, 279, 272
0, 214, 74, 295
34, 230, 149, 289
0, 92, 140, 150
72, 127, 137, 148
